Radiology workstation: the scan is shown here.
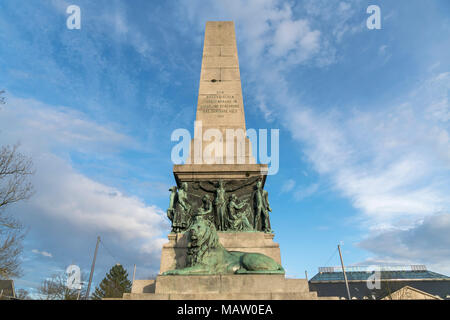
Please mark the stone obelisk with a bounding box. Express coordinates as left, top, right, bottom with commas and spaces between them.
158, 21, 280, 275
174, 21, 266, 183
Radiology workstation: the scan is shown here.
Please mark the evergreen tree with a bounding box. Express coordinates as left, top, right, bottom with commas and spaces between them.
92, 264, 132, 300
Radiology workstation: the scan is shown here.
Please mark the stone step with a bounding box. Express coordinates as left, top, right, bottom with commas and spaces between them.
122, 291, 318, 300
153, 275, 311, 294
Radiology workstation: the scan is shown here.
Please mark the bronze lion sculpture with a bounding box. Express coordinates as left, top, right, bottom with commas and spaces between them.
163, 215, 284, 275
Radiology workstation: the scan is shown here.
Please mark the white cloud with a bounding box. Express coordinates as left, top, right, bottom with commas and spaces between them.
294, 183, 319, 201
285, 72, 450, 229
281, 179, 296, 193
177, 0, 366, 124
303, 0, 364, 43
32, 249, 53, 258
270, 19, 321, 61
0, 95, 169, 278
357, 213, 450, 274
97, 7, 153, 58
179, 0, 329, 68
32, 152, 167, 247
279, 71, 450, 273
425, 72, 450, 123
0, 96, 138, 155
48, 0, 152, 59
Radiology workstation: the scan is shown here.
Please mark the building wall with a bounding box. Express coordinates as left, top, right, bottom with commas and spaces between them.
309, 280, 450, 300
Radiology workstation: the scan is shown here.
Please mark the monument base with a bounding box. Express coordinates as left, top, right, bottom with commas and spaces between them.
159, 231, 281, 274
109, 232, 329, 300
121, 274, 319, 300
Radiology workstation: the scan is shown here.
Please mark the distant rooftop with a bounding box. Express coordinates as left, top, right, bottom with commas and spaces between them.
318, 265, 428, 273
310, 265, 450, 283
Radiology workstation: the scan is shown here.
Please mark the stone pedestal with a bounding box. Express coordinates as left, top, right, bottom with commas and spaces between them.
159, 231, 281, 274
116, 232, 321, 300
123, 275, 318, 300
173, 164, 267, 184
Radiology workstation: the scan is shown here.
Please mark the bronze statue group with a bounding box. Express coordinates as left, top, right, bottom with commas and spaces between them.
167, 179, 273, 234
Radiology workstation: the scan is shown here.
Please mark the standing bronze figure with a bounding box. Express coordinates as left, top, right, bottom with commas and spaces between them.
175, 182, 191, 232
262, 189, 272, 233
252, 179, 264, 231
214, 180, 227, 231
252, 179, 273, 232
167, 186, 178, 233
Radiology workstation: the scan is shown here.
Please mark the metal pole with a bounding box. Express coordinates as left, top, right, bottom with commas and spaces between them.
338, 244, 352, 300
132, 264, 136, 284
85, 236, 100, 300
305, 270, 308, 281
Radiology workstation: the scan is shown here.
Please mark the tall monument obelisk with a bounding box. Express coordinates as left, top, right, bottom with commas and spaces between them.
167, 21, 277, 273
175, 21, 266, 183
117, 22, 320, 300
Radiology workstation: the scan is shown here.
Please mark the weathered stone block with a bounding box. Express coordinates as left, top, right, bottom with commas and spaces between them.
131, 279, 155, 293
128, 276, 318, 300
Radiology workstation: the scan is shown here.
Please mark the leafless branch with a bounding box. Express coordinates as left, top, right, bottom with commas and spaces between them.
0, 143, 34, 279
38, 271, 88, 300
0, 144, 34, 209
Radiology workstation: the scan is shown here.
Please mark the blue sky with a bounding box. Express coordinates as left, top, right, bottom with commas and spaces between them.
1, 0, 449, 296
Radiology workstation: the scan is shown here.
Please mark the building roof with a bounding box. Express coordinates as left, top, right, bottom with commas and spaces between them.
310, 270, 450, 283
309, 266, 450, 300
380, 286, 443, 300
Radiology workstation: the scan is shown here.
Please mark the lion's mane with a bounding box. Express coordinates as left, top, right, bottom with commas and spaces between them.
187, 217, 221, 266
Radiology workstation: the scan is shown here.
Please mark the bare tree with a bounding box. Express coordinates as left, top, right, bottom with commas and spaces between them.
38, 270, 88, 300
0, 144, 34, 279
0, 144, 34, 209
15, 288, 32, 300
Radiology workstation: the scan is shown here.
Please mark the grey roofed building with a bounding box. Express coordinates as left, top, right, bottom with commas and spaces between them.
308, 265, 450, 300
0, 280, 16, 300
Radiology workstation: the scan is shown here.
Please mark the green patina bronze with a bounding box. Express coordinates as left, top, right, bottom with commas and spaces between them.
252, 179, 272, 233
163, 213, 284, 275
167, 182, 192, 233
166, 177, 274, 233
227, 193, 253, 231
